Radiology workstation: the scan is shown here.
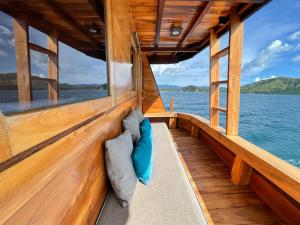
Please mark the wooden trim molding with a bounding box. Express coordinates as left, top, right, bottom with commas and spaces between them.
176, 113, 300, 203
2, 97, 112, 156
0, 114, 11, 163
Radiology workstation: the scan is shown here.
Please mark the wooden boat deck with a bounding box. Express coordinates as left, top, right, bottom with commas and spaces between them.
170, 128, 285, 225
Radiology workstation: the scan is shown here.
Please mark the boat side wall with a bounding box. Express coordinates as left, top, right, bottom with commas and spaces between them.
0, 0, 140, 224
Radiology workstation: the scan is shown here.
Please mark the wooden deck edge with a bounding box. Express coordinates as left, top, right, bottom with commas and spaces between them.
177, 152, 215, 225
176, 112, 300, 203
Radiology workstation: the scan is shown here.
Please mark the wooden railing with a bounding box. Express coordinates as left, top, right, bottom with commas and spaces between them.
175, 113, 300, 203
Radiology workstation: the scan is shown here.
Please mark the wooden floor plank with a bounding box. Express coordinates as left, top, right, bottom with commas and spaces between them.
170, 128, 285, 225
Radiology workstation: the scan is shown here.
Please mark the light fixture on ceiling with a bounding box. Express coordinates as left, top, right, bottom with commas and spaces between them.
170, 25, 182, 37
85, 23, 100, 35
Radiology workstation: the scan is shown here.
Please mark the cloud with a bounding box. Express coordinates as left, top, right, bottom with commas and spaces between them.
151, 63, 186, 77
0, 38, 6, 46
293, 55, 300, 62
30, 51, 48, 72
289, 31, 300, 40
7, 38, 14, 47
242, 40, 292, 76
0, 49, 8, 57
0, 25, 11, 35
254, 75, 277, 83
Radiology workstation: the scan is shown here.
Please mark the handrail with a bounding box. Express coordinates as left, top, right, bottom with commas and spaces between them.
176, 112, 300, 203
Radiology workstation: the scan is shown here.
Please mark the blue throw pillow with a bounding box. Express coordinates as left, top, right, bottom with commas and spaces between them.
132, 118, 152, 184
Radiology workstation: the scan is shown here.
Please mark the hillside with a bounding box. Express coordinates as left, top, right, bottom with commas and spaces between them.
182, 85, 209, 92
159, 77, 300, 94
241, 77, 300, 94
158, 84, 181, 91
0, 73, 107, 90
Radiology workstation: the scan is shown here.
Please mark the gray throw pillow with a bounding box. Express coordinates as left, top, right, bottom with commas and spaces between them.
122, 110, 140, 144
134, 108, 144, 124
105, 130, 137, 207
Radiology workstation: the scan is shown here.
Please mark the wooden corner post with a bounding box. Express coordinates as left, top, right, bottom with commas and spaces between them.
209, 29, 220, 126
13, 19, 32, 103
226, 8, 243, 136
48, 32, 59, 102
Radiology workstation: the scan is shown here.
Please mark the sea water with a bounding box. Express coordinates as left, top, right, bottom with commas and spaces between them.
160, 91, 300, 168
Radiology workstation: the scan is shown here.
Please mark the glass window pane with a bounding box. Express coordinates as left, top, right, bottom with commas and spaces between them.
58, 42, 108, 103
0, 11, 18, 107
29, 26, 48, 49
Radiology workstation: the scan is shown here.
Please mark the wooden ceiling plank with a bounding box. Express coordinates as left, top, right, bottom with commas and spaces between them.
88, 0, 105, 24
177, 1, 214, 47
155, 0, 166, 47
44, 0, 100, 46
142, 47, 199, 53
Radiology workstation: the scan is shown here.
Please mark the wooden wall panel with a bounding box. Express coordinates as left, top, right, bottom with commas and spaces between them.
107, 0, 134, 105
142, 56, 166, 113
5, 97, 112, 155
0, 98, 135, 225
0, 0, 140, 224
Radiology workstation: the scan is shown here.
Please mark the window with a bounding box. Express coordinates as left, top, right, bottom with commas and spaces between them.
0, 6, 108, 115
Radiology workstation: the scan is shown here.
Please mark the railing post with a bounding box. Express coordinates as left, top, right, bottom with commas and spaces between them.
226, 8, 243, 136
209, 29, 220, 126
170, 96, 174, 112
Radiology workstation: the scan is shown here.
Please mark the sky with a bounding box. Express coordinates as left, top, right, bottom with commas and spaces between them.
151, 0, 300, 86
0, 1, 300, 86
0, 11, 107, 85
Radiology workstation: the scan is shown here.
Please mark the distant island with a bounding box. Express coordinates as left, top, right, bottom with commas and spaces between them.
0, 73, 107, 90
159, 77, 300, 95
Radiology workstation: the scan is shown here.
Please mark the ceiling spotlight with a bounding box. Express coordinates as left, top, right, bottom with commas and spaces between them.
170, 25, 182, 37
85, 23, 100, 35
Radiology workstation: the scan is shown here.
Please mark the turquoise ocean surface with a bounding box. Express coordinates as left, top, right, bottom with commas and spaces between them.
160, 91, 300, 168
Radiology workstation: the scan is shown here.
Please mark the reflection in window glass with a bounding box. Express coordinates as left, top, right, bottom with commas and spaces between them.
0, 11, 18, 104
30, 50, 49, 100
0, 5, 108, 115
29, 26, 48, 49
58, 42, 108, 103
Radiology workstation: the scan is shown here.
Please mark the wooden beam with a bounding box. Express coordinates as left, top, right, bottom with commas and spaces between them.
13, 19, 32, 103
48, 32, 59, 102
169, 117, 177, 129
191, 124, 199, 138
209, 29, 220, 126
142, 47, 199, 53
29, 43, 56, 56
226, 9, 243, 136
211, 80, 228, 85
212, 47, 229, 58
212, 106, 227, 113
170, 96, 174, 112
178, 2, 213, 47
155, 0, 166, 47
231, 156, 252, 185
